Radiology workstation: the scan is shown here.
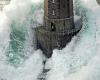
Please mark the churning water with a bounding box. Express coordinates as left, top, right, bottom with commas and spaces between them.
0, 0, 100, 80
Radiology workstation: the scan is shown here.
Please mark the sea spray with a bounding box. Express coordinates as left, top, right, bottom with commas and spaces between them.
46, 0, 98, 80
0, 0, 44, 80
0, 0, 100, 80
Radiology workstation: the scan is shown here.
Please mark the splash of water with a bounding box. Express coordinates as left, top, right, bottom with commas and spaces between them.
45, 0, 100, 80
0, 0, 44, 80
0, 0, 100, 80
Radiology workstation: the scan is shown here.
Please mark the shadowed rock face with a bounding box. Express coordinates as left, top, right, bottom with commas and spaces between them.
97, 0, 100, 4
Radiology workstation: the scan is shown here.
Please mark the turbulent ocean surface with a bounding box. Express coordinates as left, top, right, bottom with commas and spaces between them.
0, 0, 100, 80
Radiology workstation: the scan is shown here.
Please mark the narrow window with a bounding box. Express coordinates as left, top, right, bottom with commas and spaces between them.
52, 10, 55, 15
51, 23, 56, 31
52, 0, 55, 3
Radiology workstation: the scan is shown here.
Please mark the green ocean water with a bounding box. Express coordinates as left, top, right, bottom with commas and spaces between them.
5, 2, 44, 67
0, 0, 100, 80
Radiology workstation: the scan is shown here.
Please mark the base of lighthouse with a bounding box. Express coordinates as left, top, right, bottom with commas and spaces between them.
35, 16, 82, 58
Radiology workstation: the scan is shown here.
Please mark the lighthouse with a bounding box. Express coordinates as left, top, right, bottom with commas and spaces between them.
35, 0, 82, 58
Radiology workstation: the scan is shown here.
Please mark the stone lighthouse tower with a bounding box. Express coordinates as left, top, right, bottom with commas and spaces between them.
35, 0, 82, 58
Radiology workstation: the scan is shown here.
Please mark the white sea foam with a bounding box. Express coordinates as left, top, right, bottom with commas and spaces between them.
0, 0, 100, 80
46, 0, 100, 80
0, 0, 44, 80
